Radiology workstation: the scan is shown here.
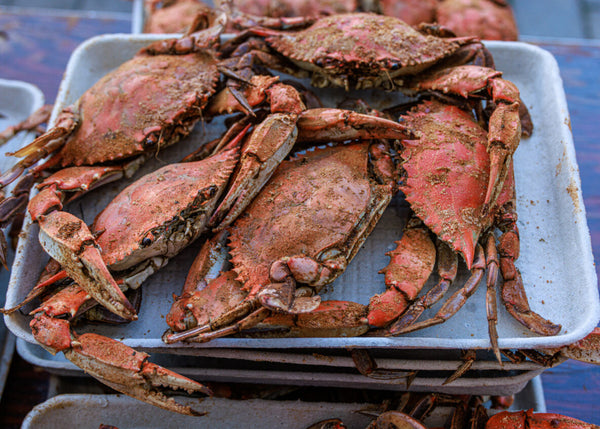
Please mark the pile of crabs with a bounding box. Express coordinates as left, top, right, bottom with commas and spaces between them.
0, 6, 596, 420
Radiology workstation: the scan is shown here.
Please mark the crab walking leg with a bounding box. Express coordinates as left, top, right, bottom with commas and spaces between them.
498, 229, 561, 336
30, 313, 211, 416
493, 166, 561, 337
484, 233, 502, 364
387, 244, 487, 334
373, 238, 459, 334
0, 104, 53, 146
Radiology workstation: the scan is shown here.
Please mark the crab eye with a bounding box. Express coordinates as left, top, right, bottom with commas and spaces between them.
144, 133, 158, 147
142, 237, 153, 247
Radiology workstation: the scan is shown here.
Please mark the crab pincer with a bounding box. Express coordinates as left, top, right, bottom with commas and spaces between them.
31, 313, 211, 416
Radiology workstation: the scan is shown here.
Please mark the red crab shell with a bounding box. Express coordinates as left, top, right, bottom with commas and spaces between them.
437, 0, 519, 41
375, 0, 438, 26
236, 0, 357, 18
399, 100, 490, 267
227, 143, 393, 295
144, 0, 213, 34
57, 51, 220, 167
92, 148, 239, 272
264, 13, 474, 89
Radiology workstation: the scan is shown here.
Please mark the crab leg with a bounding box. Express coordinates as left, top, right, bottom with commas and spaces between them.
36, 211, 137, 320
0, 109, 79, 189
484, 233, 501, 363
31, 313, 211, 416
388, 244, 487, 334
493, 166, 561, 337
376, 238, 459, 335
367, 220, 437, 329
498, 229, 561, 336
0, 104, 53, 146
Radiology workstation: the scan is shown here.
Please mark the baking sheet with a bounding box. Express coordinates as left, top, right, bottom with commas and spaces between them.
21, 377, 546, 429
0, 78, 46, 401
3, 36, 598, 352
17, 338, 552, 396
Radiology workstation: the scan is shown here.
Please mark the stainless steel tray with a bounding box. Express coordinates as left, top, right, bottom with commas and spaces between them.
21, 377, 546, 429
17, 337, 554, 396
0, 78, 46, 401
3, 36, 599, 352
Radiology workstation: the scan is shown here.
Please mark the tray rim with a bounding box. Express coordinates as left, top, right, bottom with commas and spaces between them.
3, 35, 599, 352
21, 380, 547, 429
0, 77, 45, 402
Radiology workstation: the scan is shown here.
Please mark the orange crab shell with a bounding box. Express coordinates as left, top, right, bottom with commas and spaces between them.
399, 100, 490, 268
92, 148, 239, 271
437, 0, 519, 41
57, 51, 220, 167
227, 143, 394, 296
264, 13, 474, 88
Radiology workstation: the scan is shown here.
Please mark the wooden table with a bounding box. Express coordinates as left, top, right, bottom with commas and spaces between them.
0, 9, 599, 427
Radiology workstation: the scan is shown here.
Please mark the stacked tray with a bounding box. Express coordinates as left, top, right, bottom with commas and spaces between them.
21, 377, 547, 429
0, 78, 46, 401
3, 35, 599, 396
18, 338, 558, 396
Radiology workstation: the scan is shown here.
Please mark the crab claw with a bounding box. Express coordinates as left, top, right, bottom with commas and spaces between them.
36, 210, 137, 320
31, 313, 210, 416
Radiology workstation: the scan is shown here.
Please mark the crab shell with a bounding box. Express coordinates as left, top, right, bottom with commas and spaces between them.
227, 142, 394, 296
57, 51, 220, 167
437, 0, 519, 41
399, 100, 490, 267
144, 0, 213, 34
264, 13, 473, 89
373, 0, 438, 26
236, 0, 357, 18
92, 147, 239, 272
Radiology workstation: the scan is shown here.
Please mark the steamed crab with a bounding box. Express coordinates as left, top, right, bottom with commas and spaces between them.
23, 143, 242, 415
436, 0, 519, 41
368, 0, 518, 40
366, 100, 559, 361
2, 6, 413, 320
0, 14, 229, 280
163, 141, 394, 343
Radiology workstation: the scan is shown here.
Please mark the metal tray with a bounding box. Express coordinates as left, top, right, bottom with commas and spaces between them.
0, 78, 46, 401
17, 338, 554, 396
21, 377, 546, 429
3, 35, 599, 353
